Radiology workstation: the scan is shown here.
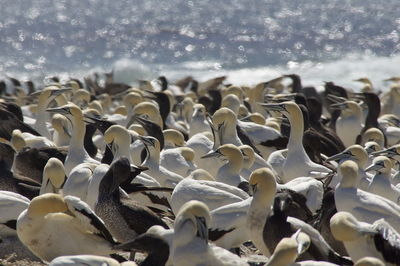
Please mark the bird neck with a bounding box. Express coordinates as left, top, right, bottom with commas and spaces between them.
267, 250, 297, 266
144, 146, 160, 165
287, 109, 305, 150
339, 172, 358, 189
113, 141, 131, 162
219, 123, 241, 145
70, 115, 86, 149
220, 158, 243, 177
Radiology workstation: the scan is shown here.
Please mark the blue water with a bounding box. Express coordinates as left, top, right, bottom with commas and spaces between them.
1, 0, 400, 88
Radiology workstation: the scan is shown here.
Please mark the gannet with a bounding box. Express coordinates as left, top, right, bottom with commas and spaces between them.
49, 255, 137, 266
160, 129, 196, 176
365, 156, 400, 204
186, 131, 223, 178
263, 101, 331, 182
62, 162, 98, 201
51, 113, 71, 147
266, 231, 340, 266
17, 193, 117, 262
378, 114, 400, 146
172, 200, 248, 266
359, 128, 385, 148
221, 93, 283, 158
30, 85, 71, 139
162, 129, 185, 149
334, 160, 400, 232
189, 104, 212, 138
40, 157, 65, 195
239, 145, 256, 180
140, 136, 183, 188
331, 211, 400, 265
332, 100, 363, 147
263, 193, 352, 264
12, 129, 56, 149
354, 257, 385, 266
171, 169, 249, 214
0, 190, 30, 237
326, 145, 372, 190
95, 157, 168, 243
211, 107, 271, 170
202, 144, 248, 188
47, 103, 99, 175
160, 147, 196, 177
113, 233, 169, 266
0, 99, 41, 141
246, 168, 277, 257
209, 167, 283, 251
102, 125, 170, 211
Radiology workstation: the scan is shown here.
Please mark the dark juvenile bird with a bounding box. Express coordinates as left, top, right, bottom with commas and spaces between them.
263, 192, 352, 265
114, 233, 169, 266
95, 157, 169, 244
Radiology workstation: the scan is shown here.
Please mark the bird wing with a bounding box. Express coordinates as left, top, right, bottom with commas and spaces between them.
372, 219, 400, 265
63, 195, 117, 244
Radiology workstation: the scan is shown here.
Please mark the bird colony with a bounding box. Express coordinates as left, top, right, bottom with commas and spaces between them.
1, 73, 400, 266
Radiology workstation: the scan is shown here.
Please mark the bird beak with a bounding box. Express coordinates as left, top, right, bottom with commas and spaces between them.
139, 136, 156, 147
259, 103, 286, 112
28, 90, 43, 99
50, 88, 72, 98
46, 106, 70, 116
365, 163, 383, 172
326, 94, 346, 103
371, 147, 397, 157
326, 151, 350, 162
365, 146, 377, 154
195, 216, 208, 244
201, 150, 221, 159
330, 102, 347, 110
239, 115, 252, 122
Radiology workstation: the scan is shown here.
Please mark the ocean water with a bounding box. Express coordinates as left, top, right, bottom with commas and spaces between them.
1, 0, 399, 90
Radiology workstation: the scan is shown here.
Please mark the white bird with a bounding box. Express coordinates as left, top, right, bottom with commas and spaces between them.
331, 211, 400, 265
30, 85, 71, 139
189, 104, 212, 138
0, 190, 30, 237
278, 176, 324, 214
221, 93, 283, 159
209, 167, 279, 251
365, 156, 400, 204
140, 136, 183, 188
263, 101, 331, 182
186, 132, 223, 178
171, 169, 249, 214
326, 144, 372, 190
334, 160, 400, 232
211, 107, 271, 170
201, 144, 248, 188
49, 255, 137, 266
354, 257, 385, 266
246, 168, 277, 257
160, 129, 197, 176
17, 193, 117, 262
332, 100, 363, 147
378, 114, 400, 146
40, 157, 66, 195
47, 103, 99, 175
160, 146, 197, 177
266, 230, 339, 266
62, 162, 98, 202
172, 200, 248, 266
12, 129, 56, 149
51, 113, 71, 147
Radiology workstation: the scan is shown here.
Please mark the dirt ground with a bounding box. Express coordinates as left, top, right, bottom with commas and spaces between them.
0, 236, 45, 266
